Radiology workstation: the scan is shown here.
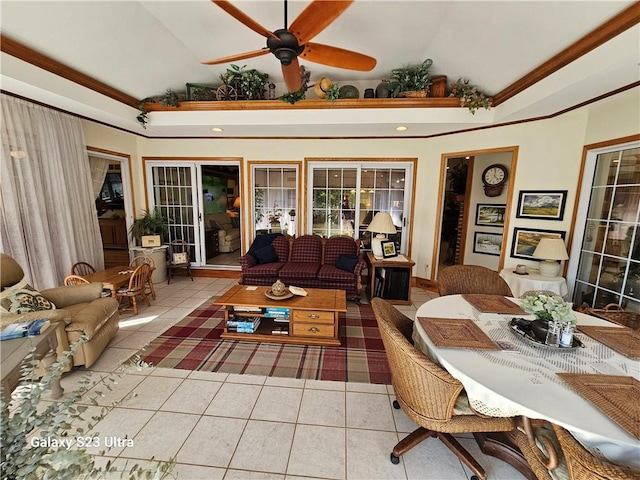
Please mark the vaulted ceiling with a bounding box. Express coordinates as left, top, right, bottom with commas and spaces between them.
1, 1, 638, 138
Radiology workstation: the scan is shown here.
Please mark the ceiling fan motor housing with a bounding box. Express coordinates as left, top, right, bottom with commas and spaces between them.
267, 29, 304, 65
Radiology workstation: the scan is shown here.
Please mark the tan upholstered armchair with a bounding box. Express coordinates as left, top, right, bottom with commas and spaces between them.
0, 253, 119, 369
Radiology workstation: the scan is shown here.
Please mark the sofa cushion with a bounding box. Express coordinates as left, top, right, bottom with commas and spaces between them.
290, 235, 323, 263
63, 297, 119, 337
279, 262, 320, 280
324, 236, 359, 266
318, 264, 356, 282
41, 283, 103, 308
336, 254, 359, 273
0, 279, 57, 314
254, 245, 278, 264
245, 262, 287, 277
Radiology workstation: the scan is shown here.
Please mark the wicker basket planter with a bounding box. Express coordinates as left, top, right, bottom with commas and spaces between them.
399, 90, 428, 98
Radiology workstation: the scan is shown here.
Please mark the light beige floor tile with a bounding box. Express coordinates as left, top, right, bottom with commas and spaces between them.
82, 372, 145, 407
204, 382, 262, 419
251, 385, 302, 423
89, 347, 142, 373
297, 389, 345, 427
173, 463, 226, 480
346, 382, 388, 394
287, 424, 345, 479
226, 373, 267, 385
154, 307, 195, 319
346, 428, 406, 480
117, 375, 183, 410
177, 297, 209, 309
265, 376, 305, 388
346, 392, 396, 431
390, 400, 419, 434
83, 406, 155, 457
304, 379, 346, 391
161, 378, 222, 414
400, 434, 470, 480
149, 367, 190, 378
188, 370, 229, 382
229, 420, 295, 474
126, 411, 199, 461
110, 330, 160, 349
226, 469, 285, 479
176, 415, 247, 467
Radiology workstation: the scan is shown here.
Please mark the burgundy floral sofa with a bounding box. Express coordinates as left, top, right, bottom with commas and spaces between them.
239, 234, 366, 300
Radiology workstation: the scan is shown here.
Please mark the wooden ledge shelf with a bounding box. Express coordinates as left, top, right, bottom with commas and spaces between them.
143, 97, 462, 112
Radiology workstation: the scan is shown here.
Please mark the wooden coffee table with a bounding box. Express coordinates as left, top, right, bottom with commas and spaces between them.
214, 285, 347, 346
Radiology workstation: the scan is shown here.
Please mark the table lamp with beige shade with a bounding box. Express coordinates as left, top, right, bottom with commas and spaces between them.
366, 212, 397, 259
533, 237, 569, 277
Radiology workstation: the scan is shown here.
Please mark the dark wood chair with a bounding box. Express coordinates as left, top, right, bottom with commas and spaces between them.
438, 265, 513, 297
115, 263, 152, 315
129, 254, 156, 299
71, 261, 96, 276
168, 239, 193, 284
371, 298, 515, 480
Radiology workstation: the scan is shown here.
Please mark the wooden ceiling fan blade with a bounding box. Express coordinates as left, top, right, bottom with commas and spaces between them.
289, 0, 353, 43
202, 47, 270, 65
302, 43, 376, 71
212, 0, 278, 39
282, 59, 302, 92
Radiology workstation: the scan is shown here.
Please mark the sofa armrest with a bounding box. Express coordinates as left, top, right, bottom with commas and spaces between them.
354, 259, 367, 276
41, 283, 103, 308
1, 309, 71, 329
239, 254, 257, 269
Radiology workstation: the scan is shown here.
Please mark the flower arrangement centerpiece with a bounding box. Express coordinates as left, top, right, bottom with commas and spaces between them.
521, 292, 576, 323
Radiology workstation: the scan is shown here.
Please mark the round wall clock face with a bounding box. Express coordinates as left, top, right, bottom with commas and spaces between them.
482, 164, 508, 186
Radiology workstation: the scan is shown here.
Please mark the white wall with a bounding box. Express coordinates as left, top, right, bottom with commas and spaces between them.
81, 87, 640, 282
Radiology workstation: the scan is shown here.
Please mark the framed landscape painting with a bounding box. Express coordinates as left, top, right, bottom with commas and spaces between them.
475, 204, 506, 227
516, 190, 567, 220
473, 232, 502, 256
511, 228, 566, 260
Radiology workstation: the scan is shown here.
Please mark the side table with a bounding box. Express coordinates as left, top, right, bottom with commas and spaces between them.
499, 268, 568, 298
365, 252, 415, 305
1, 323, 64, 402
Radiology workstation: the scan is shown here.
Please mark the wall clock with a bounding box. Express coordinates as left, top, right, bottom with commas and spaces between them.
481, 164, 508, 197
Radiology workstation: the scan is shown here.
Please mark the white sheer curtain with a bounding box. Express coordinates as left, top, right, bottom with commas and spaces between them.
88, 154, 110, 201
0, 94, 104, 289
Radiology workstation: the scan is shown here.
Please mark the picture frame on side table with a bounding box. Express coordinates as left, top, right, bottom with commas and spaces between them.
475, 204, 506, 227
511, 227, 566, 260
516, 190, 567, 220
473, 232, 503, 256
381, 240, 398, 258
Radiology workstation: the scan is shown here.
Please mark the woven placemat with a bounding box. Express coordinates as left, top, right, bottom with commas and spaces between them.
417, 317, 499, 350
462, 294, 525, 314
557, 373, 639, 439
577, 326, 640, 359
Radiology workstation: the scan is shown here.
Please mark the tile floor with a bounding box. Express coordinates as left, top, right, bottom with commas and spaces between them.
54, 276, 526, 479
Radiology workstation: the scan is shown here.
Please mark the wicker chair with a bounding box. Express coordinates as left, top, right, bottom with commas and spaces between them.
115, 263, 152, 315
513, 416, 636, 480
71, 261, 96, 276
438, 265, 513, 297
130, 255, 156, 299
371, 298, 515, 480
168, 239, 193, 284
63, 275, 91, 286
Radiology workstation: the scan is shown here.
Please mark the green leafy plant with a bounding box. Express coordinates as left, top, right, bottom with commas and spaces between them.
129, 208, 169, 245
449, 78, 492, 114
386, 59, 433, 97
136, 103, 149, 129
220, 64, 269, 100
280, 89, 306, 104
1, 339, 175, 479
325, 84, 341, 103
159, 89, 180, 107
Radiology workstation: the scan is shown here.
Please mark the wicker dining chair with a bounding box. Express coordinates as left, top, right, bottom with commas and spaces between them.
168, 239, 193, 284
438, 265, 513, 297
71, 261, 96, 276
115, 263, 152, 315
63, 275, 91, 286
371, 298, 515, 480
129, 255, 156, 299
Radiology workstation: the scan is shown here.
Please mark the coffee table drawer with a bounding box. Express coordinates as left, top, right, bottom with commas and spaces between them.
293, 310, 334, 324
292, 322, 334, 338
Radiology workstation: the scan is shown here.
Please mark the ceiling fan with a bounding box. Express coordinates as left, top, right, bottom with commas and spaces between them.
202, 0, 377, 93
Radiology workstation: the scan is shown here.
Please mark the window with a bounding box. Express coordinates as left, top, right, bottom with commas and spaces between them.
571, 144, 640, 312
251, 164, 299, 237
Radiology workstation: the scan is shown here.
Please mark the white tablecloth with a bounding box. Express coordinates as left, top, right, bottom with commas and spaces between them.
499, 268, 568, 298
413, 295, 640, 471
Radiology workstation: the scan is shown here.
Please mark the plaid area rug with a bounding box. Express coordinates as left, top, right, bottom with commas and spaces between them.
139, 300, 391, 384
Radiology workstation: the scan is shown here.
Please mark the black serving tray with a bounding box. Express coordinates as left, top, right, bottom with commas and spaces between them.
508, 318, 583, 351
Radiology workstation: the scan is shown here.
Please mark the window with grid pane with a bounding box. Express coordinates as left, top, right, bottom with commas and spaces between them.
252, 165, 298, 237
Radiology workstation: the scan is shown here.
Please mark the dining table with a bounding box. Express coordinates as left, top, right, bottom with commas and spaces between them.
82, 265, 134, 296
413, 295, 639, 476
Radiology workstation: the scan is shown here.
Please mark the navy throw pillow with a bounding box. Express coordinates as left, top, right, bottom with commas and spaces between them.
336, 254, 359, 273
254, 244, 278, 264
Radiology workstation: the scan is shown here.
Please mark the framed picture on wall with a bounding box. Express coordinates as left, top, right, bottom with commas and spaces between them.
516, 190, 567, 220
511, 227, 566, 260
475, 204, 506, 227
473, 232, 502, 256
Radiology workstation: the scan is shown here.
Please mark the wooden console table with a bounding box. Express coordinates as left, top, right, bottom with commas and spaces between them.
214, 285, 346, 347
365, 252, 415, 305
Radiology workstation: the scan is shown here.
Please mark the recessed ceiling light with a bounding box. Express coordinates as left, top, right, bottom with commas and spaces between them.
395, 126, 408, 131
211, 127, 223, 132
